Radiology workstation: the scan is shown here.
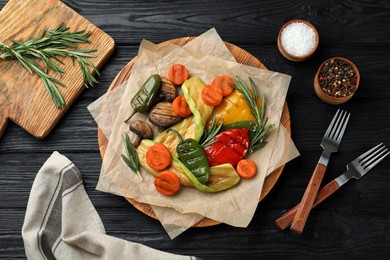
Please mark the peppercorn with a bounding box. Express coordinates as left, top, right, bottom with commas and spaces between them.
318, 58, 357, 98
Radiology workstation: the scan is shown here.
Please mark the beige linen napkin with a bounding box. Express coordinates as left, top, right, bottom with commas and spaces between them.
22, 151, 198, 260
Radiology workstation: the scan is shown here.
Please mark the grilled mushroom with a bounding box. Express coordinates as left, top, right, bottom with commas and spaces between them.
149, 101, 181, 128
129, 120, 154, 147
156, 77, 177, 102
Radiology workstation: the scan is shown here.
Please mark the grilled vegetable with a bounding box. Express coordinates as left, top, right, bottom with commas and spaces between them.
220, 120, 257, 132
203, 128, 250, 167
211, 75, 235, 97
233, 76, 274, 153
209, 89, 257, 125
168, 129, 210, 184
149, 101, 181, 128
168, 64, 189, 85
154, 77, 214, 153
130, 120, 153, 138
137, 139, 240, 192
146, 143, 172, 171
154, 170, 181, 196
181, 77, 214, 139
172, 96, 192, 118
236, 159, 257, 179
201, 84, 223, 106
129, 120, 154, 147
157, 77, 177, 102
131, 74, 161, 113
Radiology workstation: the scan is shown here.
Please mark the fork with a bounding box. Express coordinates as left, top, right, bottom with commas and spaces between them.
275, 143, 389, 231
291, 109, 350, 234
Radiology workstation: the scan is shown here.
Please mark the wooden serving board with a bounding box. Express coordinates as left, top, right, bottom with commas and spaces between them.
0, 0, 115, 138
98, 37, 291, 227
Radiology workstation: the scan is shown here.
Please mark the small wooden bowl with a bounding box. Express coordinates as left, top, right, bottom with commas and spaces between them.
314, 57, 360, 105
277, 19, 319, 62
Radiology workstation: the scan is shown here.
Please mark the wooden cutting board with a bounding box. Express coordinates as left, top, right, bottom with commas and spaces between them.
0, 0, 115, 138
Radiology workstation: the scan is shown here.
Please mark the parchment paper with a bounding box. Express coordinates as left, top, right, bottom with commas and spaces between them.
88, 29, 299, 239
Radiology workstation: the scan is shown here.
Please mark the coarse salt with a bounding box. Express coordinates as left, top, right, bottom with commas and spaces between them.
281, 22, 316, 57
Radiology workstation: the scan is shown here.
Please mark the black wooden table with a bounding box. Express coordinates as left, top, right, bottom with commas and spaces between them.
1, 0, 390, 259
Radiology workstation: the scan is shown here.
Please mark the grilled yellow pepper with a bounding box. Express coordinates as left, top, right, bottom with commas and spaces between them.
210, 89, 261, 124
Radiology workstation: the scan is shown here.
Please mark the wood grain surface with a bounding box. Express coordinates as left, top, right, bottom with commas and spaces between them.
97, 37, 291, 227
1, 0, 390, 259
291, 163, 327, 234
275, 179, 341, 231
0, 0, 115, 138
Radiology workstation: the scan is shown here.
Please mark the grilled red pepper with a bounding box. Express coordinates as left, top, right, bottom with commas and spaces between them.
203, 128, 250, 167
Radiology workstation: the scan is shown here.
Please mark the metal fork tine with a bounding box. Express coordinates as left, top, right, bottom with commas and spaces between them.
360, 144, 386, 164
330, 110, 344, 139
325, 109, 340, 137
356, 143, 384, 162
276, 142, 388, 231
333, 111, 349, 141
337, 112, 350, 141
363, 149, 389, 172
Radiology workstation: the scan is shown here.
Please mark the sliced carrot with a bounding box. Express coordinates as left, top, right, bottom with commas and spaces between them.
172, 96, 192, 118
154, 170, 181, 196
146, 144, 172, 171
211, 75, 235, 97
201, 84, 223, 106
168, 64, 189, 85
236, 159, 257, 179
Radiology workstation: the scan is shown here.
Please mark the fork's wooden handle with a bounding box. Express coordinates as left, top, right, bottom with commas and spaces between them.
290, 163, 327, 234
275, 180, 340, 231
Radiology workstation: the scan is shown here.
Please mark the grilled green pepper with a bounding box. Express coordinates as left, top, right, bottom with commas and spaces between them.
221, 120, 261, 142
168, 129, 210, 184
220, 120, 257, 132
131, 74, 161, 113
137, 139, 240, 192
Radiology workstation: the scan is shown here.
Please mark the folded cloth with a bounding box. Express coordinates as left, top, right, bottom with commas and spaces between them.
22, 151, 198, 260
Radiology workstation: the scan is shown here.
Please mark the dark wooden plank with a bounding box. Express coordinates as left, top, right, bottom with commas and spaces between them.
1, 0, 390, 259
1, 207, 389, 259
1, 151, 389, 208
62, 0, 390, 45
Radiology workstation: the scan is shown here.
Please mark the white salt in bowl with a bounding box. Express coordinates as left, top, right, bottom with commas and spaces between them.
277, 19, 319, 62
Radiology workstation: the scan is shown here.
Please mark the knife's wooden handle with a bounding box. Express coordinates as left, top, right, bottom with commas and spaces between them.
275, 180, 340, 231
290, 163, 327, 234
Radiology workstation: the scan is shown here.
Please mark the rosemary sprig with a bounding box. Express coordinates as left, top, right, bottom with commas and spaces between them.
233, 76, 274, 153
200, 115, 223, 148
121, 133, 143, 181
0, 24, 99, 108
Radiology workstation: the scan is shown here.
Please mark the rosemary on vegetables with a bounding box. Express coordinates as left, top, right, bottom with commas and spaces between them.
233, 76, 274, 153
0, 24, 99, 108
121, 133, 143, 180
200, 115, 223, 148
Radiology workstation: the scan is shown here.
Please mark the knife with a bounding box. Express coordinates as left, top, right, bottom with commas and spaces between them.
275, 143, 389, 231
